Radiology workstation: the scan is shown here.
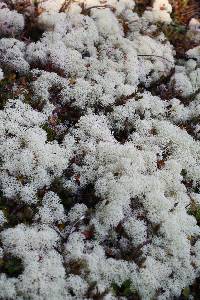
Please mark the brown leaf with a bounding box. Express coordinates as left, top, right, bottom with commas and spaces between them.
157, 159, 165, 170
82, 230, 94, 239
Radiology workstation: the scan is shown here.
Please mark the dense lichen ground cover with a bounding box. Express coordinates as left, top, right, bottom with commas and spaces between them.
0, 0, 200, 299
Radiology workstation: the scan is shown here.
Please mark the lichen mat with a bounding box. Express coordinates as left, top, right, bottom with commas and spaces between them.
0, 0, 200, 299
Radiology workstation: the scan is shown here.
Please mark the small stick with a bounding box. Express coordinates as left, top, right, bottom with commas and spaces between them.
51, 215, 85, 243
138, 54, 174, 65
59, 0, 73, 12
83, 4, 115, 12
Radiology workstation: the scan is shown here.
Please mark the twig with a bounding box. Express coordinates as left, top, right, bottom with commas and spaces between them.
59, 0, 115, 13
53, 245, 63, 255
83, 4, 115, 13
59, 0, 73, 12
52, 225, 65, 240
68, 215, 85, 236
51, 215, 85, 243
138, 54, 174, 65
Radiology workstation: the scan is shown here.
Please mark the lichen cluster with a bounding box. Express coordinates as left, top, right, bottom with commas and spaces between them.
0, 1, 200, 299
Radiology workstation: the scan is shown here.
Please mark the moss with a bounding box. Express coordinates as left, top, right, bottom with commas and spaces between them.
0, 73, 34, 110
111, 279, 137, 298
181, 169, 187, 177
0, 76, 15, 110
0, 195, 35, 227
0, 255, 24, 278
23, 92, 33, 105
189, 277, 200, 300
188, 203, 200, 225
41, 123, 57, 142
182, 286, 190, 299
